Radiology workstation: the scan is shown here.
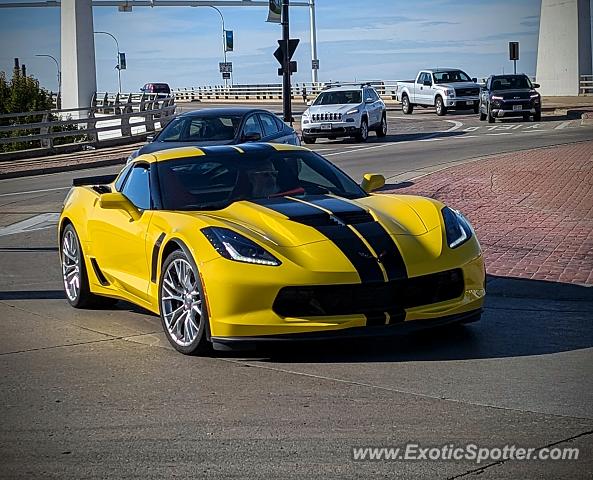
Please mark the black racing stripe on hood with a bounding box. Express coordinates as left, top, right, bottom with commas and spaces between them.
251, 197, 384, 284
303, 195, 408, 281
352, 221, 408, 281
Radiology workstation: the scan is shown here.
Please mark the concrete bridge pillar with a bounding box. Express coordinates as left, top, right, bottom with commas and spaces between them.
536, 0, 592, 96
60, 0, 96, 114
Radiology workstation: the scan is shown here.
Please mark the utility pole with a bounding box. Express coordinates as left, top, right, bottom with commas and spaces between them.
281, 0, 291, 124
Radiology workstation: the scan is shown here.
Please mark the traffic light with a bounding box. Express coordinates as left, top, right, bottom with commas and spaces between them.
225, 30, 233, 52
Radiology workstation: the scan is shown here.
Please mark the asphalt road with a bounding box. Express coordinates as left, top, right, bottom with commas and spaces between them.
0, 111, 592, 479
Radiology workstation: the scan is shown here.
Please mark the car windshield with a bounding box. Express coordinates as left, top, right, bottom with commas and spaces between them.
152, 84, 170, 93
433, 71, 472, 83
313, 90, 362, 105
156, 150, 367, 210
158, 115, 242, 142
490, 75, 533, 90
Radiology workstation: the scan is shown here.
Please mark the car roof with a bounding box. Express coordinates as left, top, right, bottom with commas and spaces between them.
134, 142, 308, 164
425, 68, 465, 73
321, 85, 367, 92
177, 107, 278, 118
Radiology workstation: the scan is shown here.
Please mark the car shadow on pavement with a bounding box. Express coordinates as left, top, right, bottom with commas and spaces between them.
244, 275, 593, 363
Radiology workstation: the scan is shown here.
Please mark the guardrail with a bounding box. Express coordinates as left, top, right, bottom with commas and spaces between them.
0, 93, 175, 158
173, 81, 401, 103
580, 75, 593, 96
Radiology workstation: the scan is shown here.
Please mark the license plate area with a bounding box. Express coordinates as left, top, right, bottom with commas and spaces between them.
513, 104, 522, 111
320, 123, 332, 130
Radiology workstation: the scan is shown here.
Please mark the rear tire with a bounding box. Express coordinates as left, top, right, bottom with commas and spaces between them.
376, 114, 387, 137
159, 249, 211, 356
302, 135, 316, 144
435, 96, 447, 116
402, 95, 413, 114
522, 113, 531, 121
60, 224, 107, 308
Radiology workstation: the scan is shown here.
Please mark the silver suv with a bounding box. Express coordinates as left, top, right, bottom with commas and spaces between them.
301, 84, 387, 143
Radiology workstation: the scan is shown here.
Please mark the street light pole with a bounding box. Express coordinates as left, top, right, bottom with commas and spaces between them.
203, 6, 229, 87
94, 30, 122, 93
35, 53, 61, 104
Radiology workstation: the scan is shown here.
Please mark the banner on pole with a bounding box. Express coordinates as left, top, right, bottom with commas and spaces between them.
267, 0, 281, 23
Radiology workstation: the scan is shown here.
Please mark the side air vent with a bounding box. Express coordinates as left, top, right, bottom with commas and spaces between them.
90, 258, 109, 286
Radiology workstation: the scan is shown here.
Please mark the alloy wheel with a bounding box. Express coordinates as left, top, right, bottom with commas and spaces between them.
61, 229, 80, 302
161, 258, 202, 347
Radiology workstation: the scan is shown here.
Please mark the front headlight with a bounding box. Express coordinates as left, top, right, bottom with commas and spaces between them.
346, 108, 359, 115
442, 207, 473, 248
444, 89, 455, 96
201, 227, 281, 266
491, 95, 504, 101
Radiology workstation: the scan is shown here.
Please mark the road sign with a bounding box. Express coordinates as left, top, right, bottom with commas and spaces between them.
277, 61, 297, 76
118, 52, 126, 70
222, 72, 231, 79
219, 62, 232, 73
312, 59, 319, 70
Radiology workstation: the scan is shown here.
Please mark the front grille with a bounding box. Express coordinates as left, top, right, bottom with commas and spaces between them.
273, 268, 464, 317
454, 88, 479, 97
312, 112, 343, 122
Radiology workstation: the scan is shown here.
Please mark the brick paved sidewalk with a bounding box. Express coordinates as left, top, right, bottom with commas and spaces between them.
384, 141, 593, 286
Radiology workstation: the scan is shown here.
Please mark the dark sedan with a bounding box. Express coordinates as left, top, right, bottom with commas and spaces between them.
128, 108, 300, 162
479, 74, 542, 123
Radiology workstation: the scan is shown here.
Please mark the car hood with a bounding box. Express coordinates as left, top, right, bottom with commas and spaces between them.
436, 81, 479, 89
190, 194, 443, 248
306, 104, 361, 116
138, 140, 235, 155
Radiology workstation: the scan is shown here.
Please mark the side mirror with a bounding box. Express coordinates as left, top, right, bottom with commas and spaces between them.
99, 192, 141, 221
360, 173, 385, 193
423, 80, 432, 87
306, 100, 312, 106
365, 97, 374, 103
472, 77, 477, 83
533, 83, 540, 89
146, 135, 154, 143
242, 132, 261, 142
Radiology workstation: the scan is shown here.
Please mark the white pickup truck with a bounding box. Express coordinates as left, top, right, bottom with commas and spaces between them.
395, 69, 481, 116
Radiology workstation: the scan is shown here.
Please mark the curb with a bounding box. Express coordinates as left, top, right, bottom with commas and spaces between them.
0, 157, 127, 180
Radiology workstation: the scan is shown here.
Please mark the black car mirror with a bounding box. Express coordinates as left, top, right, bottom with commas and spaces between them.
242, 132, 261, 142
533, 83, 540, 88
146, 135, 154, 143
472, 77, 478, 83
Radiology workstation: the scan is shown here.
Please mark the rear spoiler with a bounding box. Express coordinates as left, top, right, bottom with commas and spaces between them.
72, 174, 117, 187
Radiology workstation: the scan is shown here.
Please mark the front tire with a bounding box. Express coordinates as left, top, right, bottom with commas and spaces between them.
355, 118, 369, 142
487, 103, 495, 123
473, 104, 480, 114
435, 96, 447, 116
159, 249, 211, 355
302, 135, 316, 144
402, 95, 414, 114
533, 110, 542, 122
376, 114, 387, 137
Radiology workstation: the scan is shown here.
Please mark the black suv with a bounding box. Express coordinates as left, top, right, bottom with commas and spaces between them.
479, 74, 541, 123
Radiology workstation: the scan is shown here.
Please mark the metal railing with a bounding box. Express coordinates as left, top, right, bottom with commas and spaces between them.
580, 75, 593, 95
173, 81, 400, 103
0, 93, 176, 157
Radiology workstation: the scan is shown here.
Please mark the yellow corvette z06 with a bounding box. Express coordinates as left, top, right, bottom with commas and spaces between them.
58, 143, 485, 355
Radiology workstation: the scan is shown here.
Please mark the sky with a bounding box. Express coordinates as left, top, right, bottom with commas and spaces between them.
0, 0, 589, 93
